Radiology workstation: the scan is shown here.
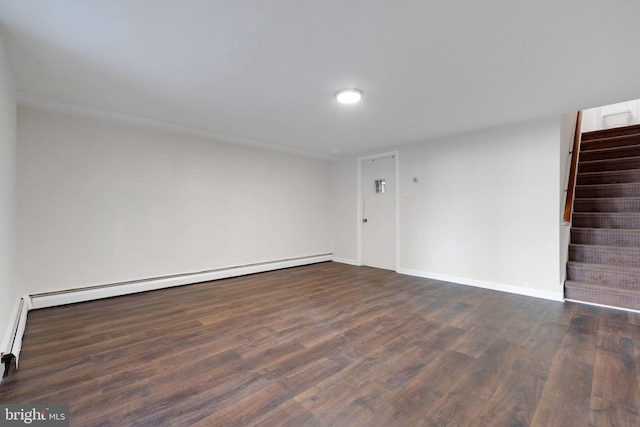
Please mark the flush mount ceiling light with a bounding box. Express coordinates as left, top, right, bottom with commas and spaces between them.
335, 88, 364, 104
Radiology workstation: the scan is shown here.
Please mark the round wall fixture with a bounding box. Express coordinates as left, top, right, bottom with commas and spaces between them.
335, 88, 364, 104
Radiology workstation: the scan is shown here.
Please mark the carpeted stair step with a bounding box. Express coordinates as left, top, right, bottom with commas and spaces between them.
572, 213, 640, 229
581, 134, 640, 151
575, 182, 640, 198
578, 156, 640, 173
566, 262, 640, 289
573, 197, 640, 213
582, 124, 640, 141
577, 169, 640, 185
569, 244, 640, 268
571, 228, 640, 247
564, 280, 640, 311
579, 144, 640, 162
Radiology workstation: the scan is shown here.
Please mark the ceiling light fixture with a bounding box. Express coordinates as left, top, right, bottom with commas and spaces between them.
335, 88, 364, 104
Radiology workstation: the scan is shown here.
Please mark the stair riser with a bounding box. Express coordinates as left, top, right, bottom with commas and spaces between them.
572, 214, 640, 229
582, 126, 640, 141
574, 199, 640, 213
566, 264, 640, 289
569, 246, 640, 268
571, 229, 640, 247
564, 286, 640, 311
575, 185, 640, 198
578, 158, 640, 173
577, 170, 640, 185
579, 145, 640, 162
581, 135, 640, 151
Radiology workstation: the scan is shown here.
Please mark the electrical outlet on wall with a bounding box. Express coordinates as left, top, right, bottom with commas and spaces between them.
462, 247, 468, 258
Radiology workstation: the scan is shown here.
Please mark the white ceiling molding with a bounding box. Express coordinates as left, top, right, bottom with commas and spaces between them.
16, 91, 339, 161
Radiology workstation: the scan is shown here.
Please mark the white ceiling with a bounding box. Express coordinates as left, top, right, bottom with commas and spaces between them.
1, 1, 640, 158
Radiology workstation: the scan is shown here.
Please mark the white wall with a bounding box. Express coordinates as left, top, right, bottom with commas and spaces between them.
333, 117, 565, 300
17, 107, 332, 294
0, 34, 18, 350
399, 117, 562, 297
331, 158, 358, 264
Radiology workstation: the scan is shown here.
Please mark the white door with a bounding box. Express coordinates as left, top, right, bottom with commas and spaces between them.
362, 155, 396, 270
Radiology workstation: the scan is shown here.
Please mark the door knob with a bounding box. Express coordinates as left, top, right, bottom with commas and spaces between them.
362, 218, 368, 223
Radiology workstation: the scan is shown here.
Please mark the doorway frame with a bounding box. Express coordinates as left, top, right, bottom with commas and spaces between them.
357, 150, 400, 270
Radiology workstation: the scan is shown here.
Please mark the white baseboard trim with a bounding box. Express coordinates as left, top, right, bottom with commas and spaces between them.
1, 299, 22, 358
31, 254, 333, 309
397, 268, 564, 302
1, 295, 32, 381
565, 298, 640, 314
332, 257, 360, 266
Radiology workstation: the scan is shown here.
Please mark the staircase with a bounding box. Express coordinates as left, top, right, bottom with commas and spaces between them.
565, 124, 640, 311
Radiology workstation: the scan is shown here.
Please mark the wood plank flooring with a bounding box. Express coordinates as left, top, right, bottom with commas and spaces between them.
2, 262, 640, 426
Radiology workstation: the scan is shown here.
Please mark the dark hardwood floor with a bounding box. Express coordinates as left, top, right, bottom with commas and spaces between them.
2, 262, 640, 426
